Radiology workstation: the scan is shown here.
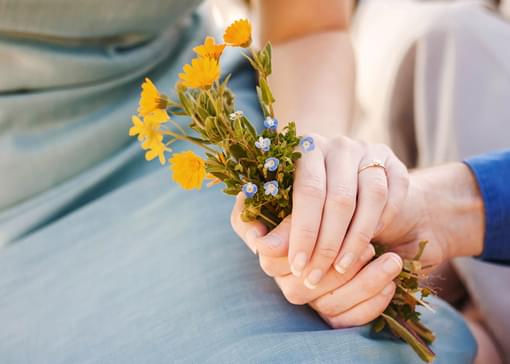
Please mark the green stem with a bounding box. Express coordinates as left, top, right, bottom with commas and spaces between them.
258, 212, 278, 228
160, 130, 217, 154
381, 313, 436, 363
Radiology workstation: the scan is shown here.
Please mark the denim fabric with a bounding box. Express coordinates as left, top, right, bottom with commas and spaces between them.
465, 149, 510, 263
0, 166, 476, 363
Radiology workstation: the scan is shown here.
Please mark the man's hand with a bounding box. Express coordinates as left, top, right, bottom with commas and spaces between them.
375, 162, 485, 268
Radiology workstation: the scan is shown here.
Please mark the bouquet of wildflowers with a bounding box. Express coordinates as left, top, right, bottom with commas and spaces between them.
129, 19, 436, 363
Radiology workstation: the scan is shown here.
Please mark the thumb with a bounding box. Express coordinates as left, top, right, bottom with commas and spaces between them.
254, 215, 291, 258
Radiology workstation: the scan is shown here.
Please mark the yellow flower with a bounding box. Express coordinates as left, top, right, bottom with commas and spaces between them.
179, 57, 220, 89
129, 112, 168, 164
193, 36, 226, 60
144, 139, 167, 165
138, 78, 170, 119
223, 19, 252, 47
169, 151, 206, 190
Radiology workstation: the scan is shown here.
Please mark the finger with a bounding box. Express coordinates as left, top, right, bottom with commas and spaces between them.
303, 144, 359, 289
289, 135, 327, 277
258, 255, 292, 277
254, 215, 291, 257
319, 282, 396, 328
334, 156, 388, 274
230, 193, 267, 255
312, 252, 402, 316
274, 244, 376, 305
375, 154, 409, 237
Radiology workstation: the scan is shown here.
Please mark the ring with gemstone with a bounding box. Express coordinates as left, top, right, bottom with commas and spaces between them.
358, 160, 386, 174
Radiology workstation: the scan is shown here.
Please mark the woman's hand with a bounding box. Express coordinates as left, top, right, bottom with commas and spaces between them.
230, 136, 408, 325
231, 194, 403, 326
234, 135, 407, 287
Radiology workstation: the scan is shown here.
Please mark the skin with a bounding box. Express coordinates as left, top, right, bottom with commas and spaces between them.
232, 161, 486, 327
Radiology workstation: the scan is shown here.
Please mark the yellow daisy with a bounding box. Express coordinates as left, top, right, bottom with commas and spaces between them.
169, 151, 206, 190
129, 112, 168, 164
193, 36, 226, 60
223, 19, 252, 47
144, 139, 167, 165
137, 78, 170, 119
179, 57, 220, 89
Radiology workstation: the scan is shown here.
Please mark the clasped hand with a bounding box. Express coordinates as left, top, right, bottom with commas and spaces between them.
231, 135, 410, 328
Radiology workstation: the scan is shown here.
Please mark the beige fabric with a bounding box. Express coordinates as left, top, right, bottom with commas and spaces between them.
352, 0, 510, 361
502, 0, 510, 19
352, 0, 510, 166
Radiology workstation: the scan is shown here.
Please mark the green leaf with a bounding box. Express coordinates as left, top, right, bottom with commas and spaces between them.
242, 53, 260, 72
372, 317, 386, 333
223, 187, 241, 196
259, 77, 275, 104
241, 117, 257, 140
177, 90, 194, 116
261, 42, 272, 75
229, 143, 248, 160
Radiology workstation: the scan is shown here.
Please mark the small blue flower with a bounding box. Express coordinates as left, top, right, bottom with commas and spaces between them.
300, 136, 315, 153
263, 117, 278, 130
242, 182, 258, 198
264, 157, 280, 172
264, 180, 279, 196
255, 136, 271, 152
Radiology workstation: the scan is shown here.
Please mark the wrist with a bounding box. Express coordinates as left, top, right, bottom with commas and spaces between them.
411, 163, 484, 259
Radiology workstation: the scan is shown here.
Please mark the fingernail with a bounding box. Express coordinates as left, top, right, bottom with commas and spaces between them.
290, 252, 307, 277
382, 283, 394, 295
382, 254, 402, 274
304, 269, 323, 290
261, 234, 282, 248
335, 252, 354, 274
361, 244, 376, 261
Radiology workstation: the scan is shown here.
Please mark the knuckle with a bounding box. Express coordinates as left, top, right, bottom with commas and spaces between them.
362, 277, 382, 295
258, 257, 277, 277
296, 224, 319, 242
316, 245, 340, 260
318, 300, 340, 317
327, 316, 349, 329
294, 178, 326, 201
354, 230, 372, 246
327, 185, 356, 210
375, 143, 391, 154
396, 172, 410, 190
282, 285, 308, 305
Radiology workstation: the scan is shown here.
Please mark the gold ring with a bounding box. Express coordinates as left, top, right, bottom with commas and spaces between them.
358, 160, 386, 174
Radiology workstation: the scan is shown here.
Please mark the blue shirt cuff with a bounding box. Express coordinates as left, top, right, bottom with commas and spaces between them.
464, 150, 510, 263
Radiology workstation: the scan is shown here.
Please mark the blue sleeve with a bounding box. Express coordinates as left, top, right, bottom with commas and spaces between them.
464, 150, 510, 263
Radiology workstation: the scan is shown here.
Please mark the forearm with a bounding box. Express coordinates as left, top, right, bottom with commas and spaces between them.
413, 163, 485, 259
269, 33, 355, 136
254, 0, 355, 137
